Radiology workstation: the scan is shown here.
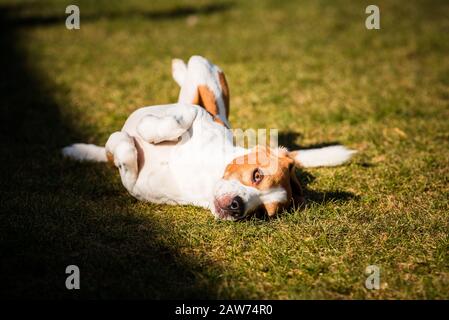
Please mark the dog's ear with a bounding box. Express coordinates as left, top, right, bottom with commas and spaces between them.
263, 164, 303, 217
286, 150, 302, 168
172, 58, 187, 87
289, 163, 304, 206
264, 202, 280, 217
282, 150, 304, 206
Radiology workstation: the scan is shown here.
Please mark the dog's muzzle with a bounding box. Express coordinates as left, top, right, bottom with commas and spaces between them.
212, 179, 262, 220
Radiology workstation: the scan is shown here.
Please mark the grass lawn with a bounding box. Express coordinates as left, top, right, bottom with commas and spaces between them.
0, 0, 448, 299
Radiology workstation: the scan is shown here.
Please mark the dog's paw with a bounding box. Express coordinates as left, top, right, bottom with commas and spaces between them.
172, 58, 187, 87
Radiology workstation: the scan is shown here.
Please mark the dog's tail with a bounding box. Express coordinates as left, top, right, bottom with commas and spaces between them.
62, 143, 107, 162
291, 145, 357, 168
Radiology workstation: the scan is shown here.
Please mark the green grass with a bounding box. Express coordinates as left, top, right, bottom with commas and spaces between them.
0, 0, 448, 299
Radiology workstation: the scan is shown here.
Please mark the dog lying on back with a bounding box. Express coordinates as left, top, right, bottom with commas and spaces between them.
63, 56, 356, 220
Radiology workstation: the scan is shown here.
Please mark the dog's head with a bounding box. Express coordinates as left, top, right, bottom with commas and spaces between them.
212, 146, 304, 220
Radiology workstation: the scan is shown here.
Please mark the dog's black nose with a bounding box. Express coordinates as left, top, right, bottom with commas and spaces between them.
227, 196, 244, 215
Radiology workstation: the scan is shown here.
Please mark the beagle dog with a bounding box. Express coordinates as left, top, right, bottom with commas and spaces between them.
63, 56, 356, 220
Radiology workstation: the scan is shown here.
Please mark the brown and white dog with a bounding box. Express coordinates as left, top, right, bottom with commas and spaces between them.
63, 56, 356, 220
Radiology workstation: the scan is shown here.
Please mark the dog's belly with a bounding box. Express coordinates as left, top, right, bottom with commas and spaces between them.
119, 103, 247, 209
132, 138, 229, 208
130, 139, 221, 208
131, 139, 186, 205
125, 117, 228, 208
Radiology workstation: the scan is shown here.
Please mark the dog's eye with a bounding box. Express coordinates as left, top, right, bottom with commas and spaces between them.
252, 168, 263, 184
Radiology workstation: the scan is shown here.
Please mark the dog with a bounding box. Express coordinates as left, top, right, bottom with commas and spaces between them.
62, 56, 356, 221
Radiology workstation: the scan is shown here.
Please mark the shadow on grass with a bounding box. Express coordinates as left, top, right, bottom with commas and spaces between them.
1, 2, 233, 27
0, 6, 224, 299
278, 131, 342, 151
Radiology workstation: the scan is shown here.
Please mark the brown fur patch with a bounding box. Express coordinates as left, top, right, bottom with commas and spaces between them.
188, 74, 229, 127
106, 151, 114, 164
264, 202, 281, 217
218, 71, 230, 118
191, 89, 200, 106
195, 85, 227, 127
213, 116, 225, 126
198, 85, 219, 117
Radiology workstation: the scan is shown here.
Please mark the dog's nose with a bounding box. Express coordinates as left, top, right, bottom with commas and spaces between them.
216, 196, 244, 215
215, 195, 245, 218
228, 196, 241, 210
227, 196, 244, 214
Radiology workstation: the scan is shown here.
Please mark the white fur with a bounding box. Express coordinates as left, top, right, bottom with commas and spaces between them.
294, 146, 357, 168
259, 187, 288, 204
62, 143, 107, 162
136, 105, 197, 144
105, 131, 138, 191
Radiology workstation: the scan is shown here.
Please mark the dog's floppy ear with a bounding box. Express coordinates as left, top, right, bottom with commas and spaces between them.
289, 163, 304, 206
278, 148, 304, 206
263, 158, 303, 216
264, 202, 280, 217
287, 150, 301, 167
172, 58, 187, 87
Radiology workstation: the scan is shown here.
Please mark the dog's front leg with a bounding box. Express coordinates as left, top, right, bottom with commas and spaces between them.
136, 106, 197, 144
105, 131, 138, 192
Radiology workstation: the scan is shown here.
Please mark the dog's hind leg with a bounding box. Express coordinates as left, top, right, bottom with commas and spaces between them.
136, 105, 198, 144
174, 55, 231, 128
105, 131, 139, 192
